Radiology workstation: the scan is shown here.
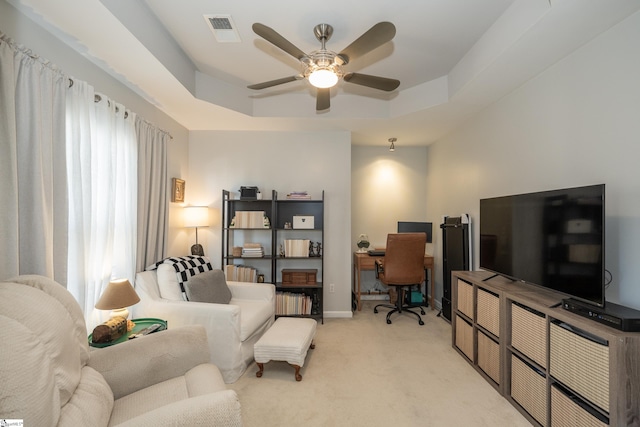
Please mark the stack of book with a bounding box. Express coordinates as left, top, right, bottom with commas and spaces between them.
284, 239, 310, 257
276, 292, 312, 315
286, 191, 311, 200
224, 265, 258, 282
241, 243, 264, 258
231, 211, 268, 228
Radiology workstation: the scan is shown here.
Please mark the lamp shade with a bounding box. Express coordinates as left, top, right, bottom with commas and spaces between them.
95, 278, 140, 311
184, 206, 209, 228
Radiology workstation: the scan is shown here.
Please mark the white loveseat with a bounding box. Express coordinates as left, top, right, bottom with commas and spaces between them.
0, 275, 242, 426
135, 269, 275, 383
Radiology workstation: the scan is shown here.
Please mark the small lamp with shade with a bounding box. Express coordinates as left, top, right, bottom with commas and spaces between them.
95, 278, 140, 320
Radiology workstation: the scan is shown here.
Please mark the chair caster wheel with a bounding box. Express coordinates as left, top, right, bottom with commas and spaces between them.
374, 309, 378, 313
420, 310, 426, 315
387, 319, 392, 324
419, 320, 424, 326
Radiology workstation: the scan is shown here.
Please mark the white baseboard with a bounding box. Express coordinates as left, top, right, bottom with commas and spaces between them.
321, 298, 442, 320
360, 294, 388, 301
323, 311, 353, 319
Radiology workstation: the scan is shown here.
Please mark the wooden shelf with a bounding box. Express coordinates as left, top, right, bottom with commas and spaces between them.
451, 270, 640, 427
222, 189, 325, 323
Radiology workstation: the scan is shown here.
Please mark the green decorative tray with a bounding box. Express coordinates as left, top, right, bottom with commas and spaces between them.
88, 317, 167, 348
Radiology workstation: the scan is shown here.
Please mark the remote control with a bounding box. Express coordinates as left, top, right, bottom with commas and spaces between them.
128, 323, 162, 339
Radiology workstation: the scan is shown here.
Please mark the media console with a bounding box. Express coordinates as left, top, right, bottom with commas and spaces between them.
562, 298, 640, 332
451, 270, 640, 427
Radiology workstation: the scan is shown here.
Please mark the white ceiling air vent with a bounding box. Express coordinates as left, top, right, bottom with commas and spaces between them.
204, 14, 241, 43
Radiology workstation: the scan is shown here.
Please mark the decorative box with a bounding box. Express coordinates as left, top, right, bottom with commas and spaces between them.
512, 355, 547, 425
477, 287, 500, 337
478, 332, 500, 384
282, 269, 317, 285
293, 215, 314, 229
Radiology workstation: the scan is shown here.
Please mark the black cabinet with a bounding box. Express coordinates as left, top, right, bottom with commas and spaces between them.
222, 190, 324, 323
221, 190, 273, 282
441, 215, 471, 321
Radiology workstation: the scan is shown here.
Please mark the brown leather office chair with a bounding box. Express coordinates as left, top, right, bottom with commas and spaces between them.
374, 233, 427, 325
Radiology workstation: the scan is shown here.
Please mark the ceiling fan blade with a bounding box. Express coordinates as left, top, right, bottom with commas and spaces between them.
343, 73, 400, 91
252, 23, 308, 61
247, 75, 301, 90
316, 88, 330, 111
336, 22, 396, 65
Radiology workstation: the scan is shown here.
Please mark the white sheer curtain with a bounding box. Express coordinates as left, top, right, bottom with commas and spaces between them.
0, 34, 68, 282
2, 33, 166, 328
136, 118, 169, 272
66, 87, 138, 327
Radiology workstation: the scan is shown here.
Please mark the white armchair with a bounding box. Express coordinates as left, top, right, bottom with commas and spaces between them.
0, 275, 242, 426
135, 270, 275, 383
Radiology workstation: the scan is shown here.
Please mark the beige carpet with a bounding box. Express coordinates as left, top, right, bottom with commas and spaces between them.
229, 301, 531, 426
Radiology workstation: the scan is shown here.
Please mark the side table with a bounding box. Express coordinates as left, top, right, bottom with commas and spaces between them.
88, 317, 167, 348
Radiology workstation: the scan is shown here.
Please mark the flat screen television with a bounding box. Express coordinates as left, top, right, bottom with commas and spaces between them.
480, 184, 605, 307
397, 221, 433, 243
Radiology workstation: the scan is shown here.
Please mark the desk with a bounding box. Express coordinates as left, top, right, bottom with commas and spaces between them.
353, 252, 434, 311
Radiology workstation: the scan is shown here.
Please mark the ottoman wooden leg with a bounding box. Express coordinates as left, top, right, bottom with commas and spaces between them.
256, 362, 264, 378
310, 341, 316, 349
291, 364, 302, 381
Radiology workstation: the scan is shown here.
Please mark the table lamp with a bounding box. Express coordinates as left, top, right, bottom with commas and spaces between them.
95, 278, 140, 319
184, 206, 209, 256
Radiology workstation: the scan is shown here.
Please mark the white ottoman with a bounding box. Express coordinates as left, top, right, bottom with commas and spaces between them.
254, 317, 317, 381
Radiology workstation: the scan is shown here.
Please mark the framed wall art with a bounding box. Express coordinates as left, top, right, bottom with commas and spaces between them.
171, 178, 185, 203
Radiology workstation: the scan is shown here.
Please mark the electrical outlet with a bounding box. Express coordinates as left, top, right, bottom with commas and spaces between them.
329, 283, 335, 293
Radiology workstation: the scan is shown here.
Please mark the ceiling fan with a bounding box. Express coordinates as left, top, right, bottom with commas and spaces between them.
248, 22, 400, 111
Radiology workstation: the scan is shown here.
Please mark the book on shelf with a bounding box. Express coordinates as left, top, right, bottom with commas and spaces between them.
224, 265, 258, 282
241, 243, 264, 257
275, 291, 312, 316
283, 239, 310, 257
286, 191, 311, 200
230, 211, 269, 228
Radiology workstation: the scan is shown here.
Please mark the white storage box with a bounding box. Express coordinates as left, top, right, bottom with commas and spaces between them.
293, 215, 314, 229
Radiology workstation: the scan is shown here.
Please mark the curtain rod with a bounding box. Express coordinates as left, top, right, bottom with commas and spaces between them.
63, 85, 173, 140
5, 39, 173, 141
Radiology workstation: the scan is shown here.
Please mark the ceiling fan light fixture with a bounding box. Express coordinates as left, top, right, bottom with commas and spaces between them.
248, 22, 399, 110
308, 68, 339, 88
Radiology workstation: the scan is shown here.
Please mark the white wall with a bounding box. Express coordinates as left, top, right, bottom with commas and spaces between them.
351, 146, 429, 292
188, 130, 352, 317
426, 10, 640, 309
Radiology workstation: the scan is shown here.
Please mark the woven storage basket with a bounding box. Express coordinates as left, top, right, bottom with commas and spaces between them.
477, 288, 500, 337
551, 385, 608, 427
511, 302, 546, 368
550, 322, 609, 412
457, 279, 474, 319
511, 355, 547, 426
455, 315, 473, 361
477, 332, 500, 384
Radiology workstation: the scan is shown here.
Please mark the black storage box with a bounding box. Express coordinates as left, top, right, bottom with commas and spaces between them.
240, 186, 259, 200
